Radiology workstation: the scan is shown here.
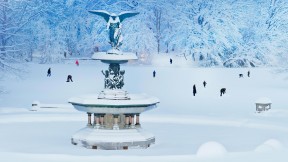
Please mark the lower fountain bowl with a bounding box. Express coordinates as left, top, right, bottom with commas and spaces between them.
71, 127, 155, 150
68, 93, 159, 114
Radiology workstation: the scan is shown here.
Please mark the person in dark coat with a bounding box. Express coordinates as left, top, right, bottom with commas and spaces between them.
193, 84, 197, 96
247, 70, 250, 77
170, 58, 173, 64
153, 70, 156, 78
66, 75, 73, 82
203, 81, 207, 88
220, 88, 226, 96
47, 68, 51, 77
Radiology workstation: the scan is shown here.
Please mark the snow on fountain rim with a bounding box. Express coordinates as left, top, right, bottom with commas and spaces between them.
92, 52, 138, 61
68, 93, 160, 106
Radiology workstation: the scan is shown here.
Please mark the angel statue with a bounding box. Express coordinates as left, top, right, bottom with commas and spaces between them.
89, 10, 139, 50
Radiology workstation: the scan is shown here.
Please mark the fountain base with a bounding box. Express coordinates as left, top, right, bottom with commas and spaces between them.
71, 127, 155, 150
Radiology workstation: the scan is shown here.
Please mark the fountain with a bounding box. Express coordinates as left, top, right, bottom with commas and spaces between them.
68, 10, 159, 150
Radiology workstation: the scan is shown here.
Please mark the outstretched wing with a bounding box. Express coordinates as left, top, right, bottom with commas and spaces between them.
118, 11, 139, 22
89, 10, 111, 22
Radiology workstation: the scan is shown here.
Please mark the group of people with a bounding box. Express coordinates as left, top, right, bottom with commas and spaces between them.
48, 57, 251, 97
192, 70, 251, 97
192, 81, 207, 96
46, 59, 79, 82
239, 71, 250, 78
152, 58, 173, 78
152, 60, 251, 97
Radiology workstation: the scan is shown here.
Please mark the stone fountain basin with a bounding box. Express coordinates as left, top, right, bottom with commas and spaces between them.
71, 127, 155, 149
68, 93, 159, 114
92, 51, 137, 64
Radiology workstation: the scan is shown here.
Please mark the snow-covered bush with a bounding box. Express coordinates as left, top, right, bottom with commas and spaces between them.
196, 141, 227, 158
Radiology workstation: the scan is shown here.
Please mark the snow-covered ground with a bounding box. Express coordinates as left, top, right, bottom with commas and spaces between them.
0, 59, 288, 162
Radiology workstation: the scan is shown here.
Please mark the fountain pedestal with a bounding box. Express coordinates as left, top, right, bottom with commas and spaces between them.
69, 10, 159, 150
69, 50, 159, 150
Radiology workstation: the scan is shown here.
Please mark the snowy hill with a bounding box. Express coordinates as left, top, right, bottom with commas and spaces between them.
1, 0, 288, 68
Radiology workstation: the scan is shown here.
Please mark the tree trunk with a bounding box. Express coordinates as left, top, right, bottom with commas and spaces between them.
165, 42, 169, 53
154, 8, 161, 54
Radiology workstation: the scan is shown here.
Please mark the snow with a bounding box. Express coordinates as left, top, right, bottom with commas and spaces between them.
196, 141, 227, 158
69, 93, 159, 106
151, 53, 195, 67
92, 51, 138, 62
255, 97, 272, 104
255, 139, 284, 153
1, 61, 288, 161
72, 127, 154, 143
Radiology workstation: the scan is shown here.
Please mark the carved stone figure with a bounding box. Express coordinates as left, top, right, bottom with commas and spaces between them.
101, 63, 125, 89
89, 10, 139, 49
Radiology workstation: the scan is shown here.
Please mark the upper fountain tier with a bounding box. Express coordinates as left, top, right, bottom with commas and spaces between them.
92, 49, 138, 64
89, 10, 139, 64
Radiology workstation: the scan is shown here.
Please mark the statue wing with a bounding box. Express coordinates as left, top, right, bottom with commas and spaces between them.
89, 10, 111, 22
118, 11, 139, 22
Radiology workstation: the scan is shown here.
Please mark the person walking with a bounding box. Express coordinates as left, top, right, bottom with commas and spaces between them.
203, 81, 207, 88
75, 59, 79, 66
66, 75, 73, 82
153, 70, 156, 78
247, 70, 250, 77
220, 88, 226, 96
170, 58, 173, 64
47, 68, 51, 77
193, 84, 197, 96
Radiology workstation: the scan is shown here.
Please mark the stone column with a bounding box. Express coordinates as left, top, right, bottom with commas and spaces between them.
87, 113, 92, 126
100, 114, 105, 128
113, 114, 119, 130
135, 113, 141, 128
124, 114, 130, 128
94, 114, 101, 129
93, 113, 97, 125
130, 114, 135, 128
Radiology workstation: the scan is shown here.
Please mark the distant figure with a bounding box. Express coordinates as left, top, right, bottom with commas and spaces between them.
170, 58, 173, 64
247, 71, 250, 77
66, 75, 73, 82
75, 60, 79, 66
153, 70, 156, 78
94, 46, 99, 52
47, 68, 51, 77
239, 74, 243, 78
220, 88, 226, 96
64, 52, 67, 58
193, 84, 197, 96
203, 81, 207, 88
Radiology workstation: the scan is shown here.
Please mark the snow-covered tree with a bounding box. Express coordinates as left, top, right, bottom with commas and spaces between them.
2, 0, 288, 68
264, 0, 288, 67
0, 0, 41, 71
